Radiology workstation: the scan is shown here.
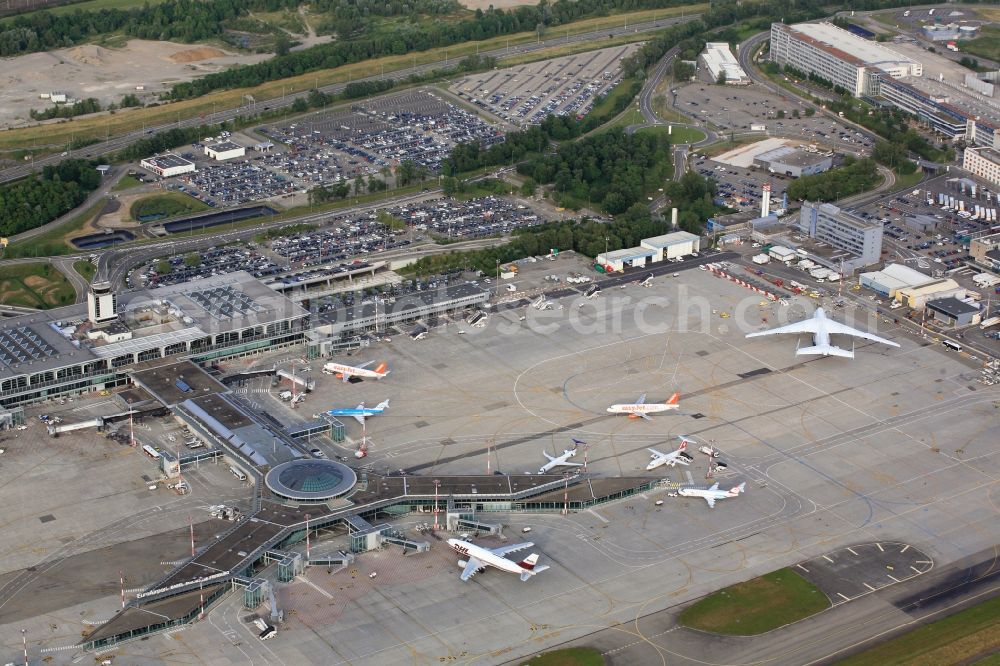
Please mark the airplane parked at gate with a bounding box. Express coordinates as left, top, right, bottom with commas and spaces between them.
679, 481, 746, 508
607, 392, 680, 420
322, 360, 390, 382
646, 437, 692, 470
448, 538, 550, 582
745, 308, 899, 358
539, 440, 585, 474
326, 399, 389, 424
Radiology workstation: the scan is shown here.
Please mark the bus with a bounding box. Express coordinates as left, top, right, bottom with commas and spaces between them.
142, 444, 161, 459
942, 340, 962, 352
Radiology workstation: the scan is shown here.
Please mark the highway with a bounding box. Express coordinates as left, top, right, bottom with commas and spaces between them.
0, 14, 700, 186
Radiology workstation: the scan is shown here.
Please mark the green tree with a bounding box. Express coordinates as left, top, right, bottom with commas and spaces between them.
184, 252, 200, 268
716, 71, 727, 85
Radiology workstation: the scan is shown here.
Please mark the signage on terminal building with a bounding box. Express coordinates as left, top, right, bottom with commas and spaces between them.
135, 570, 230, 599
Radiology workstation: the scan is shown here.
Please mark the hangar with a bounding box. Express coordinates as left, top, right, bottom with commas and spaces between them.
596, 247, 657, 272
640, 231, 701, 261
859, 263, 934, 298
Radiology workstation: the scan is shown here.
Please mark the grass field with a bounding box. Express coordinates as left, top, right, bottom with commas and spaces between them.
0, 5, 708, 155
523, 647, 605, 666
837, 595, 1000, 666
73, 259, 96, 282
0, 262, 76, 309
960, 26, 1000, 63
636, 124, 706, 144
679, 569, 829, 635
2, 198, 107, 258
130, 192, 208, 221
501, 30, 650, 67
112, 175, 144, 192
0, 0, 167, 25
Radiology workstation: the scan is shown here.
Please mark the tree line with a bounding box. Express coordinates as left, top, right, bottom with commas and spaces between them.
29, 97, 101, 121
0, 159, 101, 237
785, 157, 880, 202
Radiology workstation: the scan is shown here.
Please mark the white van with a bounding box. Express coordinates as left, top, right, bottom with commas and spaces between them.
230, 466, 248, 481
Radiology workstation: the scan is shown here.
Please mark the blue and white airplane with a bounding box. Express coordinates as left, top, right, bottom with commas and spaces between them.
327, 399, 390, 424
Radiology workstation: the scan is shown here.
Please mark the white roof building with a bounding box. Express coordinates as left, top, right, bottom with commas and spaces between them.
699, 43, 750, 85
859, 263, 934, 298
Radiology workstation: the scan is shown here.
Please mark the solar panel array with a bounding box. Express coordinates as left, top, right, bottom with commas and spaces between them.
0, 326, 59, 367
188, 285, 263, 320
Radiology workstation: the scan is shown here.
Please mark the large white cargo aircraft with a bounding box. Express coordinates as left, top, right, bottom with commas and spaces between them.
448, 538, 550, 582
608, 392, 680, 420
679, 481, 746, 508
746, 307, 899, 358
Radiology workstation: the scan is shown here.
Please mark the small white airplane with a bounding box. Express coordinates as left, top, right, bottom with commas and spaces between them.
679, 481, 746, 508
646, 437, 692, 470
607, 392, 680, 420
539, 440, 585, 474
746, 307, 899, 358
448, 538, 550, 582
327, 399, 389, 424
322, 360, 389, 382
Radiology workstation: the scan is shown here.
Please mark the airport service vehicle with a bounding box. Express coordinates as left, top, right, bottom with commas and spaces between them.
448, 538, 550, 582
325, 399, 390, 424
745, 307, 899, 358
679, 481, 746, 508
645, 437, 692, 470
322, 360, 389, 382
640, 273, 654, 287
699, 445, 719, 458
531, 295, 555, 310
607, 392, 681, 420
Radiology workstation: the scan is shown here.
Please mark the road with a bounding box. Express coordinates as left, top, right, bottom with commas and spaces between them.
0, 14, 700, 185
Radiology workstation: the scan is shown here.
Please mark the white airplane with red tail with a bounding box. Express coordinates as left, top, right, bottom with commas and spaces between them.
646, 437, 692, 470
448, 538, 550, 582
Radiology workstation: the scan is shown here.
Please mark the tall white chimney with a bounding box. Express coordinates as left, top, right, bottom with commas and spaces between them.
761, 183, 772, 218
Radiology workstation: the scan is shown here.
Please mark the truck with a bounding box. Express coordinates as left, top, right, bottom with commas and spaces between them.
278, 390, 293, 401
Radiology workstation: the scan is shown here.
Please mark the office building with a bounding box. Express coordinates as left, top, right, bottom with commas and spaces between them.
770, 22, 921, 97
798, 201, 883, 269
962, 147, 1000, 187
699, 43, 750, 85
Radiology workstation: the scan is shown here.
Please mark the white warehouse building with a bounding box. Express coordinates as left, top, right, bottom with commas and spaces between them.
139, 154, 196, 178
204, 141, 246, 161
640, 231, 701, 261
769, 22, 921, 97
699, 42, 750, 85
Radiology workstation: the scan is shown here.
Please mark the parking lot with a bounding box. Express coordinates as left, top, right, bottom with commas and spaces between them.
688, 143, 794, 214
261, 89, 502, 176
673, 83, 874, 155
848, 173, 998, 274
449, 44, 641, 127
140, 246, 286, 287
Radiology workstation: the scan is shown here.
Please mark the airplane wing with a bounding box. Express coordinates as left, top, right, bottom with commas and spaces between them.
351, 414, 366, 425
708, 483, 719, 491
639, 412, 652, 421
745, 319, 821, 338
648, 448, 665, 458
341, 372, 351, 383
460, 557, 485, 581
556, 461, 583, 467
822, 320, 901, 347
357, 361, 375, 370
542, 451, 555, 462
490, 542, 533, 557
705, 496, 716, 508
636, 393, 647, 405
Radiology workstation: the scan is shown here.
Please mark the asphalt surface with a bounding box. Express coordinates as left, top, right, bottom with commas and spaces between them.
0, 15, 700, 185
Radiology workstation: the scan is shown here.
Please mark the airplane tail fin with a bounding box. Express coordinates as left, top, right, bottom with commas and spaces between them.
374, 362, 389, 375
518, 553, 540, 570
376, 399, 390, 410
796, 344, 854, 359
729, 482, 747, 496
666, 392, 680, 405
677, 439, 687, 452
